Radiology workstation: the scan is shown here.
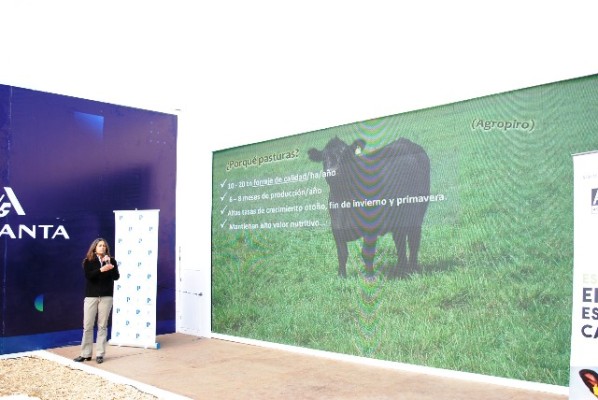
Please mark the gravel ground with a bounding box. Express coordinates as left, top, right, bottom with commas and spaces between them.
0, 356, 158, 400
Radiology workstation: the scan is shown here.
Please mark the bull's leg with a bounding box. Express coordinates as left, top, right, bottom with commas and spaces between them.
335, 240, 349, 278
391, 231, 408, 278
361, 234, 378, 279
407, 226, 422, 273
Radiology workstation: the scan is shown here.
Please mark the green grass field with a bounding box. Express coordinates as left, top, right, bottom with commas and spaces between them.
211, 75, 598, 386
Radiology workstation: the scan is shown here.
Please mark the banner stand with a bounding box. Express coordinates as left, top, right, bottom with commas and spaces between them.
109, 209, 160, 350
569, 151, 598, 399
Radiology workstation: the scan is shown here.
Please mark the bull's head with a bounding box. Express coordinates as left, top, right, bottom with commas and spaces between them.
308, 137, 365, 175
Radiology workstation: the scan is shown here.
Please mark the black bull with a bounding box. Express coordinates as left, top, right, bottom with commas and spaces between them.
308, 137, 430, 278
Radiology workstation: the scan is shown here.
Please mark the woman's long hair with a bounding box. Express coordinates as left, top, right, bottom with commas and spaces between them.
83, 237, 112, 264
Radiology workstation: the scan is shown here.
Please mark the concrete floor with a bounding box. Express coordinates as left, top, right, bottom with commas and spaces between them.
48, 333, 568, 400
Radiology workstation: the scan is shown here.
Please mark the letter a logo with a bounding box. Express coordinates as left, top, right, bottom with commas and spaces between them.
0, 187, 26, 218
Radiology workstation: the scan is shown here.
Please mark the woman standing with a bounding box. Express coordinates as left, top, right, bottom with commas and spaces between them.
74, 238, 120, 364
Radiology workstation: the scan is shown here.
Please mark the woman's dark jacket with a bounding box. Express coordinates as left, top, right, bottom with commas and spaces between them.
82, 256, 120, 297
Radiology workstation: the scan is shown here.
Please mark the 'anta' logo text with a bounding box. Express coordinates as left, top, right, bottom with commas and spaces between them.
0, 187, 70, 239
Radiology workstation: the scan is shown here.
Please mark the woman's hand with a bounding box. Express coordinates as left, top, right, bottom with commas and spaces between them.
100, 264, 114, 272
100, 255, 113, 272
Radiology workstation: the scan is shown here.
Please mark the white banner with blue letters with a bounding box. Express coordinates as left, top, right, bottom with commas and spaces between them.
109, 209, 160, 349
570, 151, 598, 399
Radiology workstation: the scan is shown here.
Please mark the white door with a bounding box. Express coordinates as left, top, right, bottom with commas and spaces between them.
176, 244, 211, 337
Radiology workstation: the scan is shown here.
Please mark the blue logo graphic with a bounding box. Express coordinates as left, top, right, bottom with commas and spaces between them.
34, 294, 44, 312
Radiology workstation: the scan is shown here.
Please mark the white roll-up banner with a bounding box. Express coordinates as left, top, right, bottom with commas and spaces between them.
109, 209, 160, 349
570, 151, 598, 399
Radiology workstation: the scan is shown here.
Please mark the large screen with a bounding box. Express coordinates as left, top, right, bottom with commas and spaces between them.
211, 74, 598, 386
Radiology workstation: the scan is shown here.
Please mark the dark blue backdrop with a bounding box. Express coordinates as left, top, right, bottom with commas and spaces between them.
0, 85, 177, 354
